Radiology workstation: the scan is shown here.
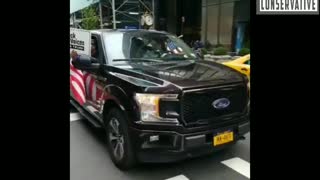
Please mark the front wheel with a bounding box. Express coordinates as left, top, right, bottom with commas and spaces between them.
104, 108, 136, 170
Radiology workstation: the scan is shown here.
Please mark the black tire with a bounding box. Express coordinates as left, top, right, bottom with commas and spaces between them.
104, 108, 136, 170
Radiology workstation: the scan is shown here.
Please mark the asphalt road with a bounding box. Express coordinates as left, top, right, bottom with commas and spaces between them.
70, 105, 250, 180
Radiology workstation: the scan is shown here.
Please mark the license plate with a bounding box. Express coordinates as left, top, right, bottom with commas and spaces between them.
213, 131, 234, 146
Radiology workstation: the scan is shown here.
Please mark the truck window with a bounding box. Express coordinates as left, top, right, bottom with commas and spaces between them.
91, 36, 99, 59
91, 35, 105, 64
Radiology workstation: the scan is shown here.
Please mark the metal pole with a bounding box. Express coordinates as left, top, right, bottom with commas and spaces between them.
99, 1, 103, 29
204, 0, 208, 43
112, 0, 116, 29
152, 0, 155, 29
217, 0, 221, 45
72, 13, 76, 28
181, 17, 184, 36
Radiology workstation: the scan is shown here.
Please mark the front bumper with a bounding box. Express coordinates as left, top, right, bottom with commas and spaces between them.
130, 121, 250, 163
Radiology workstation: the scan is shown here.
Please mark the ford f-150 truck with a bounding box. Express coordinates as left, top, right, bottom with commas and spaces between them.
70, 29, 250, 170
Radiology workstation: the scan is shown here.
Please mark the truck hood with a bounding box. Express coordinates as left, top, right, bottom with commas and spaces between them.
111, 60, 245, 90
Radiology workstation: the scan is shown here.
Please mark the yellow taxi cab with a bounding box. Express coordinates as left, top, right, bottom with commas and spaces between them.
222, 54, 250, 79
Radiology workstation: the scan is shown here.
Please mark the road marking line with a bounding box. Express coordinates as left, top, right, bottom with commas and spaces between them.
70, 113, 82, 122
165, 174, 189, 180
221, 157, 250, 179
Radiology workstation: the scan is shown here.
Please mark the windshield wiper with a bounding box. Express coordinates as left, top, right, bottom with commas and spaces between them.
113, 58, 162, 63
160, 53, 196, 61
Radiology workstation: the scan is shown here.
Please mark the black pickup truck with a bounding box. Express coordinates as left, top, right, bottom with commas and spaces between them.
70, 29, 250, 170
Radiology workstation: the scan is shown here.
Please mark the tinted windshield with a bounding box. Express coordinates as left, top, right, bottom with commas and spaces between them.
103, 31, 197, 63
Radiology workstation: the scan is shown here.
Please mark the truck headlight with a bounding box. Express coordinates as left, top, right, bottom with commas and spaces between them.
134, 93, 179, 124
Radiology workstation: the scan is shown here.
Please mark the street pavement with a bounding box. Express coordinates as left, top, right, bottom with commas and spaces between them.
70, 105, 250, 180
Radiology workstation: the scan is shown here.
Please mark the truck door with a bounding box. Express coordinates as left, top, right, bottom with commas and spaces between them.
82, 34, 107, 116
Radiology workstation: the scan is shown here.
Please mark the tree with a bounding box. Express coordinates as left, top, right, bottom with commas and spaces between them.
81, 2, 99, 30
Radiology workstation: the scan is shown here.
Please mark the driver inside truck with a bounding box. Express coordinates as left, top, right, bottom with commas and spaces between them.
91, 38, 98, 58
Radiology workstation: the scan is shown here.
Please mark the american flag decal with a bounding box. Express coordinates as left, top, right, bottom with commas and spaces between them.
70, 58, 86, 105
84, 73, 104, 102
70, 58, 105, 106
166, 41, 183, 54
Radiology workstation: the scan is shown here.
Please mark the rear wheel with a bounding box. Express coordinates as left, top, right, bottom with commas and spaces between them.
104, 108, 136, 170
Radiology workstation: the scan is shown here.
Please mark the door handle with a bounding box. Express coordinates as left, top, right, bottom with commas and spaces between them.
96, 76, 107, 82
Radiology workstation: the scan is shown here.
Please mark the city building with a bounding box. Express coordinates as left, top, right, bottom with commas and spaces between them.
70, 0, 250, 51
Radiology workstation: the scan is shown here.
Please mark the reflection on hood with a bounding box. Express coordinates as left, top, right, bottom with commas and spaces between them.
112, 60, 244, 88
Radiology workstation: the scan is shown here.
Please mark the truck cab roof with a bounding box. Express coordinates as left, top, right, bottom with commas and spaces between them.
89, 29, 168, 35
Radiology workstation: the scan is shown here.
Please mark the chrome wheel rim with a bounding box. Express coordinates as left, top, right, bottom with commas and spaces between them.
108, 117, 124, 161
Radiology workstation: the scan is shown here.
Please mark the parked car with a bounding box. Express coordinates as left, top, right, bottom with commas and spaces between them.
222, 54, 250, 79
70, 29, 250, 170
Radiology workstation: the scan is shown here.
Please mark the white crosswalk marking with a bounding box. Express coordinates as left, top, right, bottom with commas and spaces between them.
221, 157, 250, 179
70, 113, 82, 122
165, 175, 189, 180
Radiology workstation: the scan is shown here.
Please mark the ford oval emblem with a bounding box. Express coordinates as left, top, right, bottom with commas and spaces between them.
212, 98, 230, 109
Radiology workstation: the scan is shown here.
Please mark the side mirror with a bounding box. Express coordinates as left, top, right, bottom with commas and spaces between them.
72, 54, 99, 70
78, 55, 92, 66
